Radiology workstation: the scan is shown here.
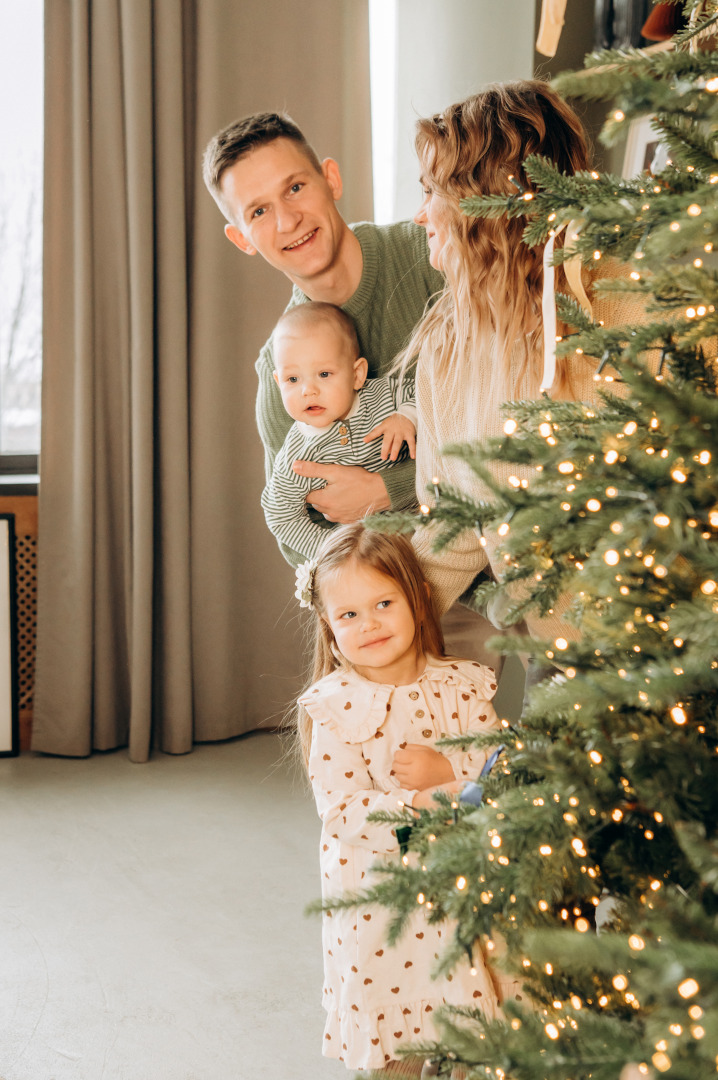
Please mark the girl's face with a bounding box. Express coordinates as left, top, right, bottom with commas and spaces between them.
320, 560, 422, 685
414, 180, 453, 272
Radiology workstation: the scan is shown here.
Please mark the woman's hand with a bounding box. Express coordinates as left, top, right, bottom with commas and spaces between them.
392, 744, 454, 790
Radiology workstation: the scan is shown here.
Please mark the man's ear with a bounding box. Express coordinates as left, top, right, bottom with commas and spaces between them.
321, 158, 343, 201
353, 357, 368, 390
224, 223, 257, 256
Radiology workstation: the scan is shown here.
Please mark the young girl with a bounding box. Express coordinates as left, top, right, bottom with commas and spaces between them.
296, 523, 503, 1077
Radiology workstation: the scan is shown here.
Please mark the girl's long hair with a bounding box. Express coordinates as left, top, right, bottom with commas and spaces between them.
399, 80, 591, 401
297, 523, 445, 769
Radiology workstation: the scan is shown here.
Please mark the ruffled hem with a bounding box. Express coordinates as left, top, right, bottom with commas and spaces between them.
321, 996, 451, 1071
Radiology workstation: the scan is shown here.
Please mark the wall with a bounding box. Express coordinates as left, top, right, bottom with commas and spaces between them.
391, 0, 536, 221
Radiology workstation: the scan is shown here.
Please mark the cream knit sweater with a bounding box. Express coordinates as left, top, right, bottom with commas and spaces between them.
414, 270, 648, 643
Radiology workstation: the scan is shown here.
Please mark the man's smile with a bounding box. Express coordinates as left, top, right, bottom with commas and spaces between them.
284, 228, 318, 250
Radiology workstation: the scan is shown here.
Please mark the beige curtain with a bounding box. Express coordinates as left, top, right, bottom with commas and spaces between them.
33, 0, 373, 762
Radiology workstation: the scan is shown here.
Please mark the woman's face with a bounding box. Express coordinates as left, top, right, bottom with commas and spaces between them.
414, 182, 453, 272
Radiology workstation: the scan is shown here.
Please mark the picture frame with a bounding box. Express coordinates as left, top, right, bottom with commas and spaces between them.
622, 114, 665, 178
0, 514, 19, 757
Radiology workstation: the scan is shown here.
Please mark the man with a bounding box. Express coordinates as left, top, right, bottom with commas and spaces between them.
202, 111, 442, 567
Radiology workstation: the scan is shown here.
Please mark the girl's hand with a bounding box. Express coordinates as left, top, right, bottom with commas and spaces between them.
393, 744, 454, 790
411, 779, 464, 810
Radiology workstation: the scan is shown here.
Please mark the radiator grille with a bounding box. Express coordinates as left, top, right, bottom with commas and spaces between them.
15, 534, 37, 710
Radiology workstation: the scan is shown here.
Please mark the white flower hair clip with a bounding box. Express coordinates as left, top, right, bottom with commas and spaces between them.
295, 558, 318, 609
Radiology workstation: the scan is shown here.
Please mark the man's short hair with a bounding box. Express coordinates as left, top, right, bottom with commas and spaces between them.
274, 302, 360, 363
202, 111, 322, 223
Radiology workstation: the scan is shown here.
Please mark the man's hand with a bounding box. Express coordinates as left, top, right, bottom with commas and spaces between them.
392, 744, 455, 791
292, 462, 391, 523
364, 413, 416, 461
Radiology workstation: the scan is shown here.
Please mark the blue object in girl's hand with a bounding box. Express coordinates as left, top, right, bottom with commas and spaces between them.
459, 746, 505, 807
459, 781, 484, 806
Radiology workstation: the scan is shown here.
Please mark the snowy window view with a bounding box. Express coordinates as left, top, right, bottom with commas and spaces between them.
0, 3, 43, 459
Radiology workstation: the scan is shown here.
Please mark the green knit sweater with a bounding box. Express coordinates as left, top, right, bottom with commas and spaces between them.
255, 220, 443, 567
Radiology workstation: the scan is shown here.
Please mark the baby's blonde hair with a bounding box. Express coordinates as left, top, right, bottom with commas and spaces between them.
297, 523, 445, 768
275, 301, 360, 363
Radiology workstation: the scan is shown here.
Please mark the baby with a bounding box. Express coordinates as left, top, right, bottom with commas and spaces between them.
261, 302, 416, 562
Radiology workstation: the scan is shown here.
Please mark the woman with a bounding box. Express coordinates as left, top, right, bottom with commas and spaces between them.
404, 80, 644, 643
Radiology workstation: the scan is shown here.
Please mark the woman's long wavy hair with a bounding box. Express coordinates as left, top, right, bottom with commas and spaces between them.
399, 80, 591, 400
296, 524, 445, 769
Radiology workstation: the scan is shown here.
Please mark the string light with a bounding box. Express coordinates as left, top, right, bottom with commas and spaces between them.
503, 418, 517, 435
678, 979, 699, 998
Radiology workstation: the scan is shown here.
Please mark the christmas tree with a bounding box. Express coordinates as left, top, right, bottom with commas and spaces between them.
349, 5, 718, 1077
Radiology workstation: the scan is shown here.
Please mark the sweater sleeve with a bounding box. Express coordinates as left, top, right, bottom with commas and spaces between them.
260, 443, 336, 563
255, 334, 294, 487
308, 720, 418, 855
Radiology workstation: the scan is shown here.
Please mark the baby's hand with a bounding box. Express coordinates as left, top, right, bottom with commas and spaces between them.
363, 413, 416, 461
392, 744, 454, 790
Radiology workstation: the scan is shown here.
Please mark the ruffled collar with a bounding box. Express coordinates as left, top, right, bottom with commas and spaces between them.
299, 657, 496, 744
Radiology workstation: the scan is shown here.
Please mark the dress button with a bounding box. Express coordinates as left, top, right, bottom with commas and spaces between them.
415, 709, 425, 718
408, 691, 419, 701
339, 426, 348, 435
422, 729, 433, 739
340, 437, 349, 445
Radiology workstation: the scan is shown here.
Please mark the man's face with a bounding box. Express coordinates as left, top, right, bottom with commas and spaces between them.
221, 139, 347, 288
272, 321, 366, 428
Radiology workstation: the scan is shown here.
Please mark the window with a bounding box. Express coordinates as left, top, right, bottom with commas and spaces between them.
0, 2, 43, 472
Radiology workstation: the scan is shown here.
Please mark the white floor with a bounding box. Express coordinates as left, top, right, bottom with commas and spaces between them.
0, 733, 349, 1080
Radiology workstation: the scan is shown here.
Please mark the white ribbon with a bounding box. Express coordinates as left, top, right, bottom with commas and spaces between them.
540, 219, 593, 394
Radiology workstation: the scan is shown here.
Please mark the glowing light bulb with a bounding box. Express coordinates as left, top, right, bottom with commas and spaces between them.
701, 580, 717, 595
653, 514, 670, 527
671, 469, 687, 483
671, 705, 687, 725
604, 550, 620, 566
589, 751, 602, 764
687, 204, 702, 216
613, 975, 628, 991
613, 109, 625, 121
456, 876, 467, 890
587, 499, 601, 511
503, 418, 517, 435
604, 449, 618, 464
678, 979, 699, 998
558, 461, 574, 474
545, 1023, 559, 1040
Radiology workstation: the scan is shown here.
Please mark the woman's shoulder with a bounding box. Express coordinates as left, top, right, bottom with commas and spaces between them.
420, 656, 500, 700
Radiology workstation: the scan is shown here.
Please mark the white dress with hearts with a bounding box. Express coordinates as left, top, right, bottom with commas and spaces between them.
299, 656, 504, 1071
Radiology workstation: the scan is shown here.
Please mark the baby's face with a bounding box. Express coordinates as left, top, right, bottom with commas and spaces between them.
273, 322, 366, 427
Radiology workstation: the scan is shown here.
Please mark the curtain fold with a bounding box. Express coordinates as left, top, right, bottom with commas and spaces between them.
34, 0, 372, 762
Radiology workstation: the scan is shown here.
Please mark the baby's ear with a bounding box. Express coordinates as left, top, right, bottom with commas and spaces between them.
273, 371, 280, 386
353, 357, 368, 390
